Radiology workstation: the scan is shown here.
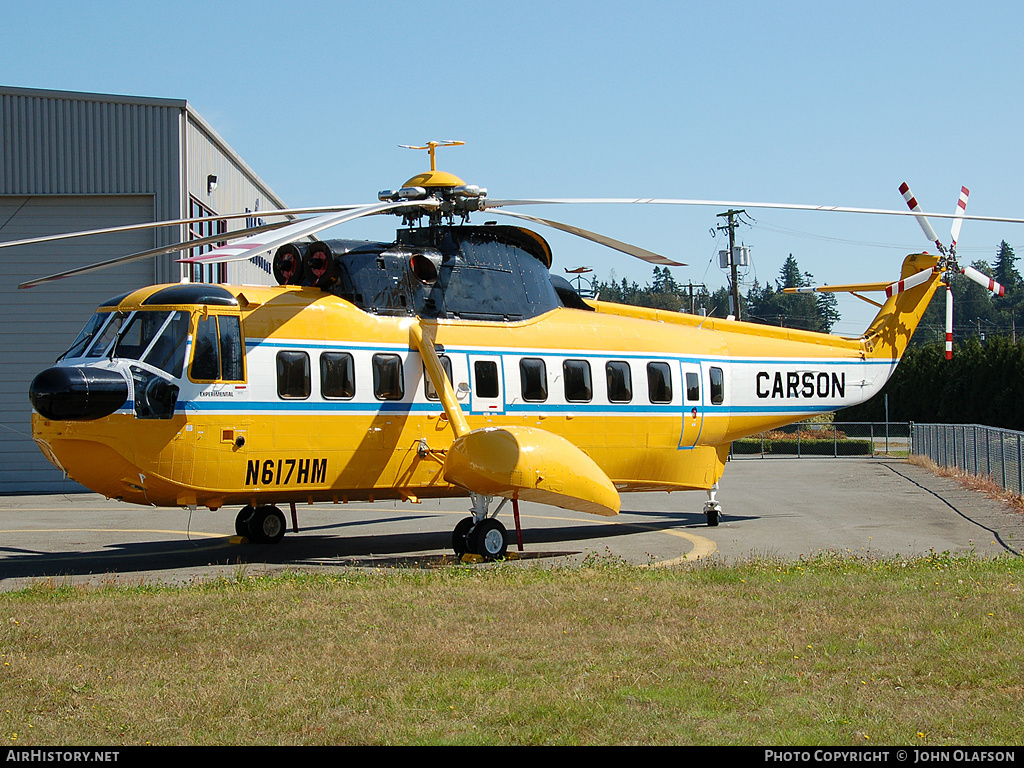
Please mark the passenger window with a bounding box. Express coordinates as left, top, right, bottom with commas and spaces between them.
423, 355, 453, 401
520, 358, 548, 402
647, 361, 672, 403
373, 353, 405, 400
277, 351, 311, 399
606, 360, 632, 403
709, 367, 725, 405
474, 360, 499, 399
321, 352, 355, 399
686, 372, 700, 403
563, 359, 592, 402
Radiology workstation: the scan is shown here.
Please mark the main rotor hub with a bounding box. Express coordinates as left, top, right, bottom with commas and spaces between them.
379, 141, 486, 226
402, 169, 466, 188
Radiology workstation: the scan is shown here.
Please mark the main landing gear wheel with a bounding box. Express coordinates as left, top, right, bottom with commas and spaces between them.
451, 494, 512, 561
248, 505, 286, 544
452, 516, 474, 558
235, 505, 255, 537
469, 518, 508, 560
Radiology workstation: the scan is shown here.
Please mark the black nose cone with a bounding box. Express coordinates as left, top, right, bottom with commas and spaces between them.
30, 366, 129, 421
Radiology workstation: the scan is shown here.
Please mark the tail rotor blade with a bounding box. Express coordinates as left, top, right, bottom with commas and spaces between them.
885, 267, 935, 298
961, 264, 1006, 296
899, 182, 944, 252
950, 186, 970, 248
945, 286, 954, 360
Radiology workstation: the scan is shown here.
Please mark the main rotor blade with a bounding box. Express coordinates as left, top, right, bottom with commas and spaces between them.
486, 209, 684, 266
0, 204, 366, 251
961, 265, 1006, 296
18, 200, 429, 288
482, 197, 1024, 226
18, 219, 292, 289
950, 186, 970, 248
180, 200, 437, 264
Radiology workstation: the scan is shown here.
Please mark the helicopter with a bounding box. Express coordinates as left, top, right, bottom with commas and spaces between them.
7, 141, 1015, 560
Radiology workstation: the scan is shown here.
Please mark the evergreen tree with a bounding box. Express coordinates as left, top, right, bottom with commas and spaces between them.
745, 254, 837, 332
993, 240, 1021, 298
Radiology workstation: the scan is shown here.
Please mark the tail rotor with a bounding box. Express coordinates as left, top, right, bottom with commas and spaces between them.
890, 182, 1006, 358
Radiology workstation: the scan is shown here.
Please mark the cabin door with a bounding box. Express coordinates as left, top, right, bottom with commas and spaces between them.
679, 362, 704, 448
468, 354, 505, 415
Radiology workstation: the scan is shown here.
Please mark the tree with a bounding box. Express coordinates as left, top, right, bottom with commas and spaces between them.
993, 241, 1021, 299
745, 254, 839, 333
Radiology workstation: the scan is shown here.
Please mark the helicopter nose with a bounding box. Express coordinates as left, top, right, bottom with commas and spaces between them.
29, 366, 129, 421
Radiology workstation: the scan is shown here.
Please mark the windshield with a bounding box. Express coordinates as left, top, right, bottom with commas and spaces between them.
113, 310, 190, 377
84, 312, 127, 359
61, 312, 112, 360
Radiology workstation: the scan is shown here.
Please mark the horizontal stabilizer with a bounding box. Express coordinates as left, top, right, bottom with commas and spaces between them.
782, 282, 893, 295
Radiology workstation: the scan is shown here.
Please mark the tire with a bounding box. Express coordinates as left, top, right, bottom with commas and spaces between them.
235, 505, 256, 537
249, 505, 286, 544
706, 508, 720, 527
452, 516, 474, 557
469, 518, 508, 560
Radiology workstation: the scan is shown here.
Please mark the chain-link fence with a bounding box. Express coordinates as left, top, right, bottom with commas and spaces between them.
730, 422, 911, 459
911, 422, 1024, 496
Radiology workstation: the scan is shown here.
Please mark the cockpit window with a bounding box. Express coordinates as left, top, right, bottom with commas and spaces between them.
85, 312, 127, 358
103, 310, 190, 378
189, 314, 245, 382
61, 312, 111, 360
115, 311, 172, 362
143, 312, 189, 377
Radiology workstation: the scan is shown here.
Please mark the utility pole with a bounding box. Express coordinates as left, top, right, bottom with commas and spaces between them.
683, 281, 706, 314
717, 209, 744, 320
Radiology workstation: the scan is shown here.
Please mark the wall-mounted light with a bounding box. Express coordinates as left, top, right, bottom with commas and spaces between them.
207, 174, 218, 194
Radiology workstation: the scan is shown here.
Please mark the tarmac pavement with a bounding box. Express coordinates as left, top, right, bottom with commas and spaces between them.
1, 458, 1021, 590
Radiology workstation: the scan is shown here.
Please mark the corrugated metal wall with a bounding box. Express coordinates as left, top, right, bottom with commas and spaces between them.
183, 111, 291, 285
0, 195, 156, 493
0, 86, 287, 493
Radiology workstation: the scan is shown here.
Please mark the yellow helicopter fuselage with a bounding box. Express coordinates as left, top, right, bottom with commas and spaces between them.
31, 250, 939, 513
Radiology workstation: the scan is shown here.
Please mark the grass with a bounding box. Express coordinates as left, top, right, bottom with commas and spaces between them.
2, 553, 1023, 746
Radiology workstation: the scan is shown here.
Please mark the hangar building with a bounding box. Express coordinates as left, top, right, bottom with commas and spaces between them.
0, 86, 289, 493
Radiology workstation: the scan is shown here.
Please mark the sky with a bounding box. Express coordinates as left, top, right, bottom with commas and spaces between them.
3, 0, 1024, 334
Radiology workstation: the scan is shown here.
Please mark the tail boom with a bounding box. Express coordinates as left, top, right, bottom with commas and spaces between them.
862, 253, 943, 361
